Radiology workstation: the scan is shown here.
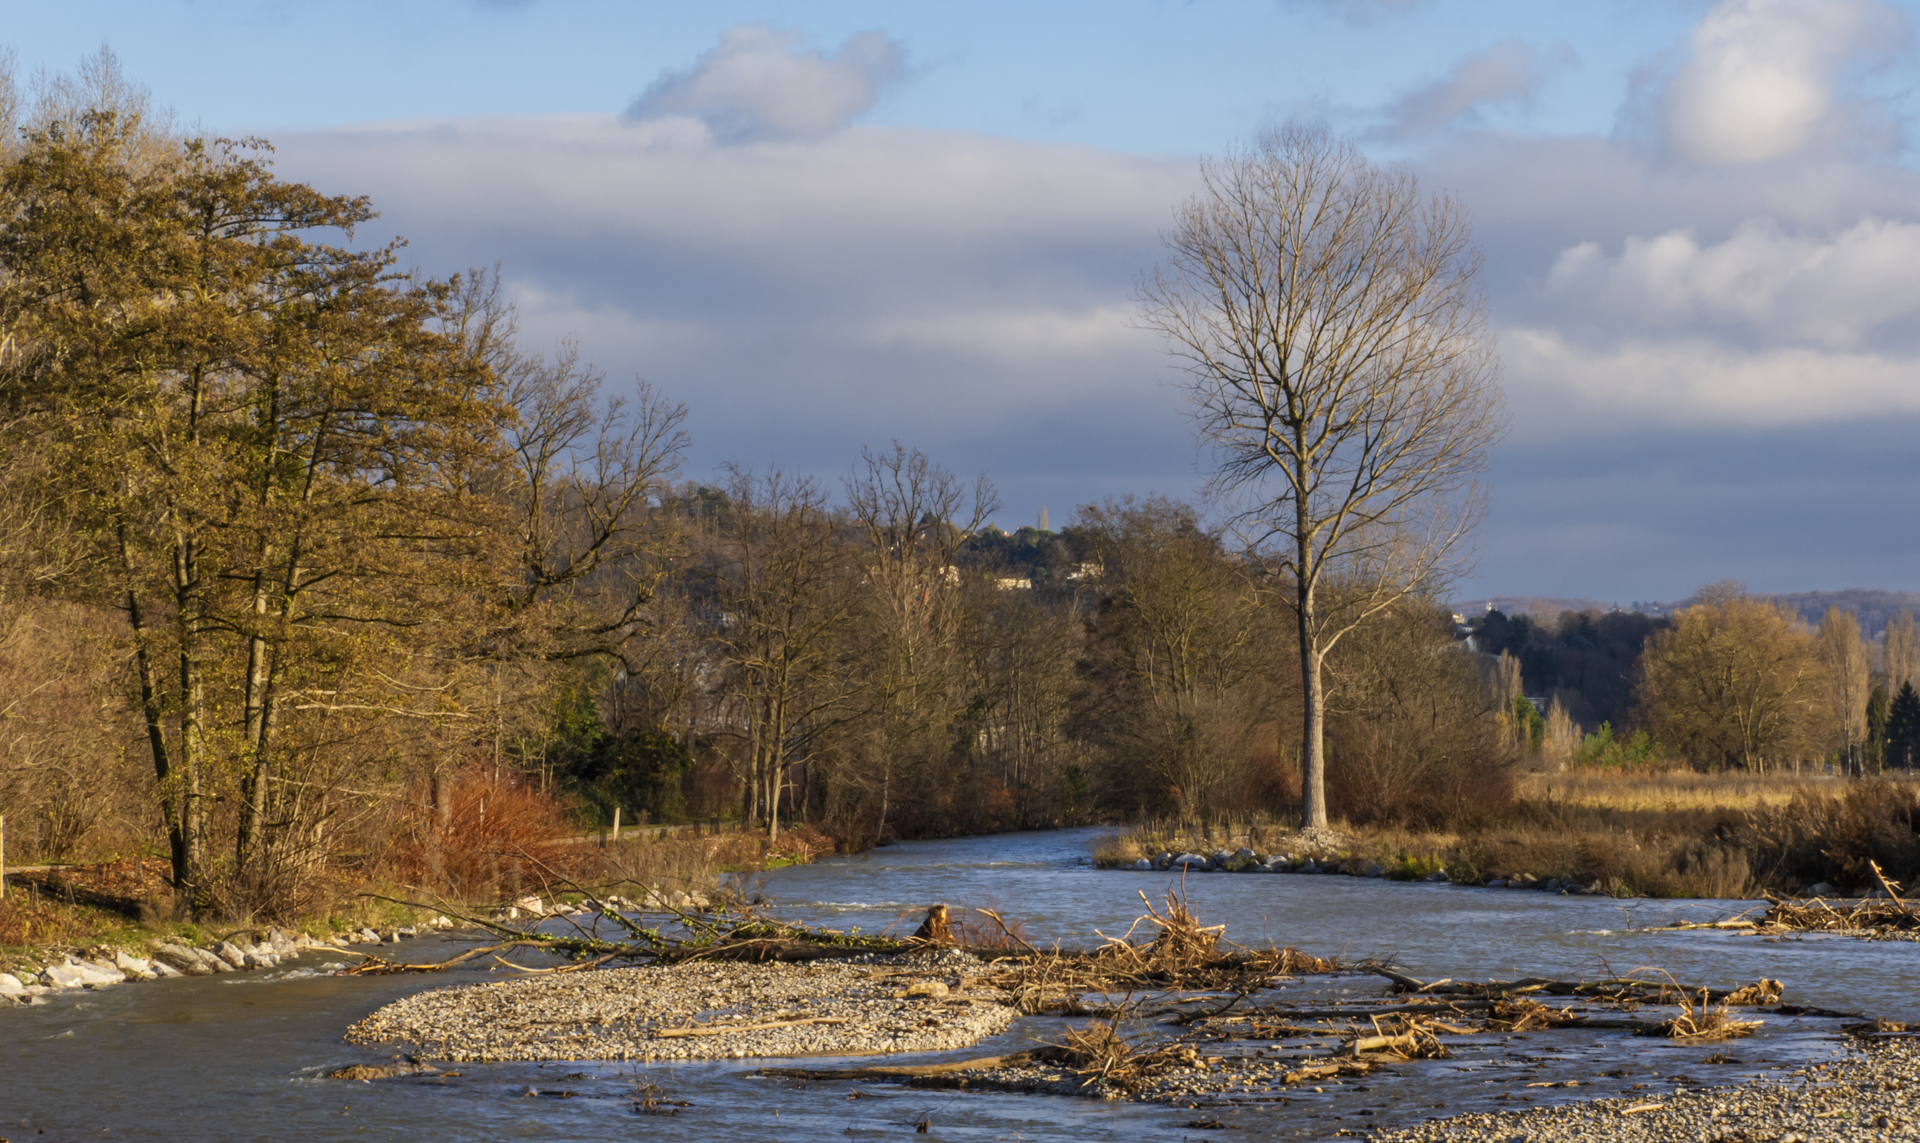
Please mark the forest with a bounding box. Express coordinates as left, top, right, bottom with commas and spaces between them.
0, 61, 1912, 922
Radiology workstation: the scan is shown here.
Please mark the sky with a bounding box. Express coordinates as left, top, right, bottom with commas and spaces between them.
7, 0, 1920, 605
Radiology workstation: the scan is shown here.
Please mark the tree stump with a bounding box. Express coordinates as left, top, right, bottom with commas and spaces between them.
912, 903, 955, 944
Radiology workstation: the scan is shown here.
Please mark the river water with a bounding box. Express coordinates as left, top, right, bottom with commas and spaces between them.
6, 827, 1916, 1141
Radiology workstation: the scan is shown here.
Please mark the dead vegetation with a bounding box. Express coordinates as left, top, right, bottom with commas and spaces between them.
750, 891, 1829, 1108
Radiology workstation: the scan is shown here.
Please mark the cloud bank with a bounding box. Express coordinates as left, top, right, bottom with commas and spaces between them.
271, 1, 1920, 598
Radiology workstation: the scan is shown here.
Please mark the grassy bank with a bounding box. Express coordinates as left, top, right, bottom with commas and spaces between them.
0, 822, 833, 981
1093, 772, 1920, 899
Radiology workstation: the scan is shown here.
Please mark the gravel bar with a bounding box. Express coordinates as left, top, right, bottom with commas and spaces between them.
1371, 1037, 1920, 1142
345, 951, 1016, 1063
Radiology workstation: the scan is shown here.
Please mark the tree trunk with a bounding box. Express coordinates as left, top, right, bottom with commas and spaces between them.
1296, 562, 1328, 831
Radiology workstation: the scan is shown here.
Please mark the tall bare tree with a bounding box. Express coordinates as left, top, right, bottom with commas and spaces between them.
1138, 125, 1505, 829
1883, 610, 1917, 697
1817, 607, 1871, 776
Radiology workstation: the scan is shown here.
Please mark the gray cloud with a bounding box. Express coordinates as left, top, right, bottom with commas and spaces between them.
1379, 39, 1575, 137
274, 116, 1200, 527
625, 24, 907, 144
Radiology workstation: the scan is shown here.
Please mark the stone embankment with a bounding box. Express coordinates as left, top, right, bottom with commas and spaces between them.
345, 949, 1015, 1063
0, 917, 456, 1004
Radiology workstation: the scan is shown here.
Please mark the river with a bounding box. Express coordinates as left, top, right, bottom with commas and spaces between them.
6, 826, 1915, 1141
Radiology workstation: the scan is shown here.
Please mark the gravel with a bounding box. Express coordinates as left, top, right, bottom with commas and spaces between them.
345, 951, 1017, 1063
1369, 1037, 1920, 1142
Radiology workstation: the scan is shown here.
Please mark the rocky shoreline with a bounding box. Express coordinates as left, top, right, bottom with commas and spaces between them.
1370, 1037, 1919, 1142
0, 918, 453, 1004
344, 949, 1016, 1063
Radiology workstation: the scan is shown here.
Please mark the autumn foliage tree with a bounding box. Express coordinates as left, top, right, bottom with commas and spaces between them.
1635, 584, 1823, 772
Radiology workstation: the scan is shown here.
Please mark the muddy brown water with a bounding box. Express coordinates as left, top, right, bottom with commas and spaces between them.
5, 826, 1915, 1141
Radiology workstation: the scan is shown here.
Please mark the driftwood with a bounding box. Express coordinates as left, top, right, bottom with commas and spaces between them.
760, 1048, 1061, 1082
1369, 966, 1783, 1007
657, 1016, 849, 1038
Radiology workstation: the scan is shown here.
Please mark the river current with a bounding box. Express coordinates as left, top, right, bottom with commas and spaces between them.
6, 826, 1916, 1141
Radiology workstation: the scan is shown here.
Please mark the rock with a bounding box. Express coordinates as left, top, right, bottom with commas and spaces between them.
358, 928, 380, 943
150, 959, 182, 978
214, 941, 250, 969
1424, 870, 1450, 882
432, 915, 454, 929
114, 950, 156, 980
153, 943, 213, 976
1131, 858, 1152, 870
1365, 863, 1386, 878
1171, 853, 1209, 870
1210, 850, 1234, 869
1486, 878, 1508, 888
0, 973, 25, 999
1223, 850, 1262, 873
1154, 851, 1174, 870
44, 961, 119, 988
241, 950, 271, 969
1805, 881, 1837, 897
904, 980, 949, 999
267, 929, 296, 956
513, 895, 547, 917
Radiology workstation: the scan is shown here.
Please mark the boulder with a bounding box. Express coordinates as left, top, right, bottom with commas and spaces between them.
357, 928, 380, 943
1424, 870, 1450, 883
1154, 851, 1174, 870
214, 941, 250, 969
1132, 858, 1153, 871
1223, 851, 1261, 873
1485, 878, 1508, 888
44, 961, 119, 988
1364, 864, 1386, 878
149, 959, 183, 978
153, 943, 213, 976
0, 973, 24, 999
513, 896, 547, 917
904, 980, 949, 999
1170, 853, 1209, 871
114, 951, 156, 980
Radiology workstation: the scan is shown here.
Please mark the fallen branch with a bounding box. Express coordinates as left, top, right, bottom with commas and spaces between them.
657, 1016, 850, 1038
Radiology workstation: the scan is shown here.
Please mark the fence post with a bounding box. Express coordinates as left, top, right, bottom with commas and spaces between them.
1, 813, 6, 901
612, 806, 622, 844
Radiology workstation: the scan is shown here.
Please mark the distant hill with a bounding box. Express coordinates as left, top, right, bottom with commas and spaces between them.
1456, 589, 1920, 639
1453, 596, 1617, 619
1760, 590, 1920, 638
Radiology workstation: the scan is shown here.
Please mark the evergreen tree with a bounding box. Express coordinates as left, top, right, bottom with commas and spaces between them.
1885, 682, 1920, 770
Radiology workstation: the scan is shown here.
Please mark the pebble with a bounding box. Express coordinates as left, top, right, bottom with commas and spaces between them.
345, 951, 1016, 1063
1372, 1039, 1920, 1143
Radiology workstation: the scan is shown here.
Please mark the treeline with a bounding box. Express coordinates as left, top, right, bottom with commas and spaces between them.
1472, 581, 1920, 775
0, 61, 1520, 917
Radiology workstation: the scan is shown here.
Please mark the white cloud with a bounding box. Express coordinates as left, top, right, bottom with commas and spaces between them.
1546, 216, 1920, 348
1380, 40, 1574, 137
1660, 0, 1908, 164
625, 24, 906, 144
1502, 326, 1920, 425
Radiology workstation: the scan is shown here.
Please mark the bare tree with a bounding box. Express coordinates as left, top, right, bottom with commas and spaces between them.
1138, 125, 1505, 829
1817, 607, 1871, 776
1883, 610, 1917, 697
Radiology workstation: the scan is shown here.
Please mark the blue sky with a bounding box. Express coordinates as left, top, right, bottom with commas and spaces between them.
9, 0, 1920, 604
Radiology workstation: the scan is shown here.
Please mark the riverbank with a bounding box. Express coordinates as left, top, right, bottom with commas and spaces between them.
1092, 773, 1920, 900
1372, 1036, 1919, 1142
0, 822, 833, 1000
